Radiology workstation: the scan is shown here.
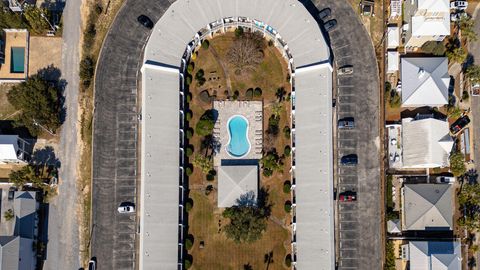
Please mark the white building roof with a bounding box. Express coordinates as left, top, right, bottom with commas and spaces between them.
403, 184, 453, 231
409, 241, 461, 270
418, 0, 449, 13
388, 26, 400, 48
401, 57, 450, 107
411, 14, 450, 37
0, 135, 19, 161
390, 0, 402, 18
217, 165, 258, 207
387, 219, 401, 233
402, 117, 453, 168
141, 0, 333, 268
387, 51, 399, 73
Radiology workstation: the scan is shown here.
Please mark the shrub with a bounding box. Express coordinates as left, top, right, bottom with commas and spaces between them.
235, 27, 244, 38
186, 145, 194, 157
462, 90, 470, 101
186, 92, 192, 104
284, 201, 292, 213
185, 198, 193, 212
233, 90, 239, 100
285, 254, 292, 267
245, 88, 254, 99
79, 57, 95, 87
267, 115, 280, 136
4, 209, 13, 221
185, 256, 193, 269
385, 81, 392, 93
187, 62, 194, 74
284, 145, 291, 157
185, 234, 194, 250
450, 151, 466, 177
254, 87, 262, 97
283, 126, 291, 139
283, 181, 291, 193
185, 111, 192, 121
185, 76, 192, 86
201, 39, 210, 49
206, 173, 214, 181
268, 39, 274, 47
185, 167, 193, 176
94, 4, 103, 15
195, 110, 215, 136
195, 69, 206, 86
186, 129, 194, 139
421, 41, 446, 56
193, 154, 213, 174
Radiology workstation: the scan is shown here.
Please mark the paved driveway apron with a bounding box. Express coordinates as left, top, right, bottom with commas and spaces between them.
310, 0, 382, 269
91, 1, 172, 269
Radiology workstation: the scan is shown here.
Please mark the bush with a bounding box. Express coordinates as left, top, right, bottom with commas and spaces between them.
201, 39, 209, 49
185, 234, 194, 250
195, 69, 206, 86
283, 126, 291, 139
283, 181, 291, 193
187, 62, 194, 74
235, 27, 244, 38
185, 167, 193, 176
80, 57, 95, 87
233, 90, 239, 100
284, 145, 291, 157
195, 110, 215, 136
462, 90, 470, 101
254, 87, 262, 97
421, 41, 446, 56
450, 151, 466, 177
185, 76, 192, 86
186, 145, 194, 157
284, 201, 292, 213
185, 256, 193, 269
285, 254, 292, 267
186, 92, 192, 104
185, 111, 192, 121
388, 90, 401, 108
185, 198, 194, 212
186, 128, 194, 139
267, 115, 280, 136
206, 173, 214, 181
94, 4, 103, 15
3, 209, 13, 221
268, 40, 274, 47
385, 81, 391, 93
245, 88, 254, 99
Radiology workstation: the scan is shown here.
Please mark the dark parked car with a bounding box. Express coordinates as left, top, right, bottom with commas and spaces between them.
318, 8, 331, 21
338, 118, 355, 129
339, 191, 357, 202
324, 19, 337, 31
88, 259, 96, 270
137, 15, 154, 29
450, 115, 470, 134
341, 154, 358, 166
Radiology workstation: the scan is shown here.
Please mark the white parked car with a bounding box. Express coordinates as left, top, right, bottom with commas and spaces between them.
117, 202, 135, 213
436, 176, 455, 184
451, 1, 468, 11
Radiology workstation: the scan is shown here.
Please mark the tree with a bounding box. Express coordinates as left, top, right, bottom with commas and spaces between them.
234, 27, 244, 38
192, 154, 213, 174
7, 75, 62, 135
9, 165, 42, 188
450, 151, 466, 177
458, 183, 480, 231
466, 65, 480, 85
222, 205, 268, 243
3, 209, 14, 221
195, 110, 215, 136
459, 16, 478, 42
227, 32, 265, 74
0, 3, 27, 29
195, 69, 206, 86
421, 41, 446, 56
80, 57, 95, 87
275, 87, 287, 102
260, 150, 283, 177
23, 5, 50, 34
446, 46, 467, 63
283, 181, 291, 193
388, 90, 401, 108
385, 241, 396, 270
201, 40, 210, 49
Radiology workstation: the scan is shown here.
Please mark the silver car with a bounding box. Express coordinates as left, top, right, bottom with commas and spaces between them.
117, 202, 135, 213
338, 66, 353, 75
338, 118, 355, 129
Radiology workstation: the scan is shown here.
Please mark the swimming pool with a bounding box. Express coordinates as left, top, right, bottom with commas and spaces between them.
10, 47, 25, 73
226, 115, 251, 157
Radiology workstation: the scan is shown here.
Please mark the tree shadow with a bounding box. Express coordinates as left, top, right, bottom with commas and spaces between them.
35, 65, 68, 125
465, 169, 478, 184
31, 146, 61, 169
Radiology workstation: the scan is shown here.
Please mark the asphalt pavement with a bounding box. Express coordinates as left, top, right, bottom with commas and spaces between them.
91, 1, 172, 269
43, 0, 82, 269
309, 1, 382, 269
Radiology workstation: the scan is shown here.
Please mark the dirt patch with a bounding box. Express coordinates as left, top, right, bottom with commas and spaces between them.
0, 84, 18, 120
28, 36, 63, 76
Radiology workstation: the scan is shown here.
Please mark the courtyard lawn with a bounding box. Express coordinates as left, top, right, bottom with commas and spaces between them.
185, 31, 292, 269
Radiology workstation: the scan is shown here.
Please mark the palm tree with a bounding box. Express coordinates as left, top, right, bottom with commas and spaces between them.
275, 87, 286, 102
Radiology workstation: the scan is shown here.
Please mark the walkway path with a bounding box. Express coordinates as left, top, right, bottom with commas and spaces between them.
209, 45, 232, 92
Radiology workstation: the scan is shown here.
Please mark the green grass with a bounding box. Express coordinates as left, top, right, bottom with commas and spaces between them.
0, 84, 18, 120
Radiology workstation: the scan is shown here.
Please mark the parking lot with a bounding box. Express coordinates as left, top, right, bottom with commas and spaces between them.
311, 0, 382, 269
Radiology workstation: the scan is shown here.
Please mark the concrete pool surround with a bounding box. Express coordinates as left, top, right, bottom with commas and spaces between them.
226, 114, 251, 158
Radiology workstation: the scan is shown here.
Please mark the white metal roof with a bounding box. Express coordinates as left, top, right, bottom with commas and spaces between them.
402, 117, 453, 168
141, 0, 333, 268
0, 135, 19, 161
217, 165, 258, 207
294, 64, 334, 270
418, 0, 449, 12
387, 51, 399, 73
409, 241, 461, 270
387, 26, 399, 48
411, 14, 450, 37
401, 57, 450, 107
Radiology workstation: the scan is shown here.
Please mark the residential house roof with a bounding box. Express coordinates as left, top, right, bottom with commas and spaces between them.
403, 184, 453, 231
0, 135, 19, 161
217, 165, 258, 207
409, 241, 461, 270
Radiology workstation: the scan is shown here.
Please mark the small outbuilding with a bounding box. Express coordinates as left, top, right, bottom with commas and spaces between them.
217, 165, 258, 208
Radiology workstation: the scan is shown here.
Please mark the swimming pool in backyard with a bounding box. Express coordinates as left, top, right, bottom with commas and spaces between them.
226, 115, 251, 158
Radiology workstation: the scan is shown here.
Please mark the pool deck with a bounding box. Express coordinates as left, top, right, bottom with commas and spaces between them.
213, 100, 263, 166
0, 29, 28, 82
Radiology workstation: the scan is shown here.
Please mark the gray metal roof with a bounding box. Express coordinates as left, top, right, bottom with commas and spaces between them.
403, 184, 453, 231
141, 0, 333, 269
0, 236, 19, 270
218, 165, 258, 207
13, 191, 37, 239
294, 64, 334, 270
409, 240, 461, 270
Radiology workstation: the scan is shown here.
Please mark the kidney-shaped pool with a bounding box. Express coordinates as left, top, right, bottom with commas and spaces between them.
226, 115, 251, 158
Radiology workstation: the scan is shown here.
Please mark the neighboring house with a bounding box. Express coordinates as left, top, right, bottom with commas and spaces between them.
387, 219, 401, 234
401, 57, 450, 107
404, 0, 450, 49
388, 26, 400, 49
0, 135, 29, 165
401, 117, 453, 169
402, 184, 453, 231
403, 241, 461, 270
387, 51, 399, 73
0, 191, 38, 270
217, 165, 258, 208
0, 29, 29, 83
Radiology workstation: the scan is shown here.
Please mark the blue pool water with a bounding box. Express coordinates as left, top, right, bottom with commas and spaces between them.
227, 115, 250, 157
11, 47, 25, 73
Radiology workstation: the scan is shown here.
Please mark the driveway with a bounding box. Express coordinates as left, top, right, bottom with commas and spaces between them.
309, 0, 382, 269
43, 0, 82, 269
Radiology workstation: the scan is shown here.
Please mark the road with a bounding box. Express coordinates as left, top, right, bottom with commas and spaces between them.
91, 1, 172, 269
43, 0, 82, 269
309, 0, 382, 269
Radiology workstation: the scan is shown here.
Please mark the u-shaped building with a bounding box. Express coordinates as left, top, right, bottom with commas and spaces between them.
140, 0, 334, 269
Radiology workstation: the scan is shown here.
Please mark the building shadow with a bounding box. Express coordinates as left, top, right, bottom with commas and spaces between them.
37, 202, 49, 269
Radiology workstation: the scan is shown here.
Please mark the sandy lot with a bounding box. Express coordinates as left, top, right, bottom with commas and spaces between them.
28, 36, 63, 76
